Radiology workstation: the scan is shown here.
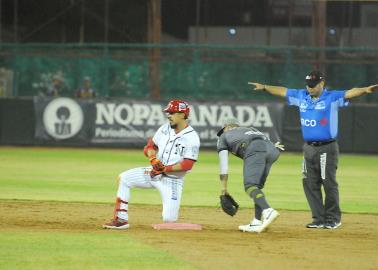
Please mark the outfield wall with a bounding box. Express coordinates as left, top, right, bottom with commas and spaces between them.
0, 97, 377, 153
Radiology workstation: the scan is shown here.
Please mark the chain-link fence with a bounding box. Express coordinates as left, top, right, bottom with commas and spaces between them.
1, 43, 377, 102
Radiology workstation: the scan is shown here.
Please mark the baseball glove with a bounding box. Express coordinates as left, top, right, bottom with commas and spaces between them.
150, 168, 163, 179
149, 157, 165, 171
220, 193, 239, 216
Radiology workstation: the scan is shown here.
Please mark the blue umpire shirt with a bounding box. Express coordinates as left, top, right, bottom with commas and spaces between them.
286, 88, 349, 142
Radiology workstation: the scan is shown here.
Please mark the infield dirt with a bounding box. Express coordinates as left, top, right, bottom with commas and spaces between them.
1, 200, 377, 270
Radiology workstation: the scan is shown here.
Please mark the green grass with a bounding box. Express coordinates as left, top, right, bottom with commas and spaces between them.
1, 146, 377, 213
1, 146, 377, 270
0, 231, 196, 270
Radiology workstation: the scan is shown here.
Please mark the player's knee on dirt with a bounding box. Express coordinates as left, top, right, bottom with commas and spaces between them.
162, 214, 178, 223
162, 206, 179, 222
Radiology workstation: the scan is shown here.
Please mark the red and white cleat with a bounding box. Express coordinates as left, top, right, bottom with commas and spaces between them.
102, 219, 130, 230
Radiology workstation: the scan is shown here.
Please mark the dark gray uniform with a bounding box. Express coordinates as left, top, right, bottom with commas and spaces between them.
217, 127, 280, 190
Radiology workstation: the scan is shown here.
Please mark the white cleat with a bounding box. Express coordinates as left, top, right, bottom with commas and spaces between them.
238, 218, 262, 233
256, 208, 280, 233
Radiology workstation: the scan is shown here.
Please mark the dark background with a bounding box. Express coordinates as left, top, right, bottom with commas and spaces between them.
0, 0, 364, 43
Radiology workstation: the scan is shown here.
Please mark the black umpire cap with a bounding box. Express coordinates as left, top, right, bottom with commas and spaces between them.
305, 70, 324, 88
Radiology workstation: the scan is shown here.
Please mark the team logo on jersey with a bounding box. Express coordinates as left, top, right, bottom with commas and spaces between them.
320, 117, 328, 126
245, 130, 265, 136
179, 103, 187, 110
43, 98, 84, 139
174, 143, 185, 155
315, 101, 326, 110
301, 118, 317, 127
300, 102, 308, 112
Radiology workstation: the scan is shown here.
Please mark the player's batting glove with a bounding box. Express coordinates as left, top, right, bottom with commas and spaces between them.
274, 141, 285, 151
149, 157, 165, 171
220, 193, 239, 216
150, 168, 163, 179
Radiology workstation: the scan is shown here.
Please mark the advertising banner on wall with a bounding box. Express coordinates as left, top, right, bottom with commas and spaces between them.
34, 97, 94, 144
34, 97, 284, 147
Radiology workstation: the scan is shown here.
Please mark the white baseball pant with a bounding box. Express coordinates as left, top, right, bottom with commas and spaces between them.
116, 167, 184, 222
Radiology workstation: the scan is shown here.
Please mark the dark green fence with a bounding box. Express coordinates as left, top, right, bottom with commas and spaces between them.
1, 43, 377, 102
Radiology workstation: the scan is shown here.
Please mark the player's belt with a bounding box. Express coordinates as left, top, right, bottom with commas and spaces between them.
306, 139, 336, 147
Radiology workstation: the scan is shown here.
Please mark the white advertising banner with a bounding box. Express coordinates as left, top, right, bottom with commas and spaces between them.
35, 97, 284, 147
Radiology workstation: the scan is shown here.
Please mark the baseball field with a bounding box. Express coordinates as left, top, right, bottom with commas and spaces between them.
1, 146, 377, 270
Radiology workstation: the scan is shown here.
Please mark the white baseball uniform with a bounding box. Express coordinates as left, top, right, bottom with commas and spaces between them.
116, 123, 200, 222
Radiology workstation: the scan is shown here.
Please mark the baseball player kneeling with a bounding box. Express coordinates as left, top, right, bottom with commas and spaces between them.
103, 100, 200, 229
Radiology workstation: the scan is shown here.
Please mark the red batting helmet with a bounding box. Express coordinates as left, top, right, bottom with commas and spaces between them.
164, 99, 190, 117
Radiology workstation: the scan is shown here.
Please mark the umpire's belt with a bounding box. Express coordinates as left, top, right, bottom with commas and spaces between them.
306, 139, 336, 147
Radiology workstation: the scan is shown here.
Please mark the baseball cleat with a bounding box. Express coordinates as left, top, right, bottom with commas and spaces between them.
238, 223, 261, 233
324, 221, 342, 229
256, 208, 280, 233
306, 221, 324, 229
239, 218, 262, 233
102, 219, 130, 230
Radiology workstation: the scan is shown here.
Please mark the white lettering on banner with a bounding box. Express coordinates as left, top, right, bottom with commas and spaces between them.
95, 102, 274, 128
95, 127, 144, 138
146, 105, 166, 126
94, 127, 158, 139
145, 128, 156, 138
96, 103, 116, 124
255, 106, 273, 127
133, 104, 150, 125
301, 118, 317, 127
114, 104, 133, 126
189, 105, 218, 126
236, 106, 255, 126
96, 103, 166, 126
191, 105, 267, 126
217, 106, 235, 125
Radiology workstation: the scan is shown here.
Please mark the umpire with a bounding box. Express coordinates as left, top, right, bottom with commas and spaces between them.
249, 70, 378, 229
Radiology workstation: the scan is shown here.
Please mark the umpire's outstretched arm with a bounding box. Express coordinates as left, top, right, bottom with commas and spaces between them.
248, 82, 287, 97
345, 84, 378, 99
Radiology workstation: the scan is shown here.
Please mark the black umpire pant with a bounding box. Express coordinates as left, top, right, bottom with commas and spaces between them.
302, 141, 341, 224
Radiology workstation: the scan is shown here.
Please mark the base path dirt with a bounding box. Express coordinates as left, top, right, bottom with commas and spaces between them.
1, 200, 377, 270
